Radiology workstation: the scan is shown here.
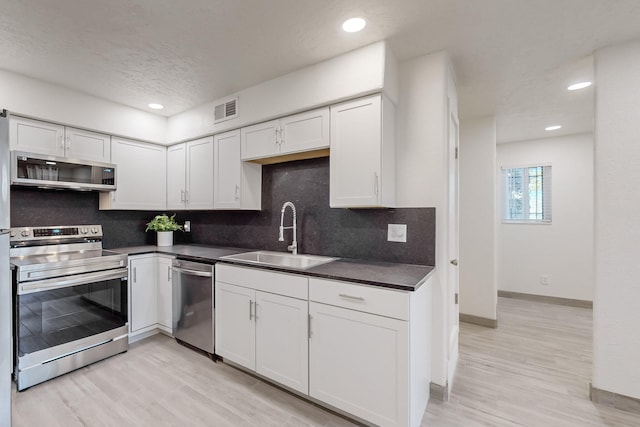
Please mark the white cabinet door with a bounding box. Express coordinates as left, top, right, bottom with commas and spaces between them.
241, 120, 279, 160
129, 256, 158, 333
330, 94, 395, 208
99, 138, 167, 210
157, 256, 173, 332
215, 282, 256, 370
166, 143, 186, 210
214, 130, 242, 209
309, 302, 409, 427
64, 127, 111, 162
280, 108, 329, 155
186, 136, 214, 209
255, 291, 309, 394
214, 130, 262, 210
9, 116, 65, 156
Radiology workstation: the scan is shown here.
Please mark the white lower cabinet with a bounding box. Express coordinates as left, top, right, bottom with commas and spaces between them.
128, 254, 175, 341
255, 291, 309, 393
215, 282, 256, 370
215, 265, 431, 427
215, 265, 309, 394
129, 255, 158, 334
309, 302, 408, 427
156, 255, 174, 333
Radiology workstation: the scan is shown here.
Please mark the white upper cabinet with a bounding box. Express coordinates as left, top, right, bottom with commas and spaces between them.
64, 127, 111, 162
241, 120, 280, 160
330, 94, 395, 208
166, 143, 186, 209
167, 137, 214, 210
10, 116, 111, 162
214, 130, 261, 210
99, 138, 167, 210
241, 108, 329, 162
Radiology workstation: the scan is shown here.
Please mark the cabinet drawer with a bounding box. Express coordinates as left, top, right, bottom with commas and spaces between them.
216, 264, 308, 300
309, 278, 409, 320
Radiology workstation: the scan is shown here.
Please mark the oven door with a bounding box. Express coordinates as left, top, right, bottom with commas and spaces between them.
15, 268, 128, 360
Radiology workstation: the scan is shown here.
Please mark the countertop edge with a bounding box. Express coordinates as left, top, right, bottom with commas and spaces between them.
112, 245, 434, 291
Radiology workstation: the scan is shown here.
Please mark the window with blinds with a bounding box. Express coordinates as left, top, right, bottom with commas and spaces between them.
502, 165, 552, 223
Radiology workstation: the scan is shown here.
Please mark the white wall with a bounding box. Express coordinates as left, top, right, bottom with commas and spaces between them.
166, 41, 397, 144
0, 69, 166, 144
396, 51, 455, 390
592, 40, 640, 400
459, 116, 497, 321
496, 134, 594, 301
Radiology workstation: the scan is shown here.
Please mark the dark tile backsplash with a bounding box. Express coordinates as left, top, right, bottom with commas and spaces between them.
10, 157, 435, 266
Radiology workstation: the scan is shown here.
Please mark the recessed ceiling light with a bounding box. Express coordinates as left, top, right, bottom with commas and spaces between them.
567, 81, 592, 91
148, 103, 164, 110
545, 125, 562, 131
342, 17, 366, 33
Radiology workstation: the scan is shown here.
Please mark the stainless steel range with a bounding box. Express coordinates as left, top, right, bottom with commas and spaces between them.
10, 224, 129, 390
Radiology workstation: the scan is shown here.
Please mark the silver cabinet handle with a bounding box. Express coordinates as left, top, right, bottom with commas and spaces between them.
274, 128, 279, 145
59, 135, 65, 149
66, 137, 71, 150
308, 314, 312, 339
180, 190, 184, 203
235, 184, 240, 200
254, 302, 259, 320
374, 172, 379, 196
133, 267, 137, 283
167, 265, 171, 281
184, 190, 189, 203
339, 293, 365, 301
279, 127, 284, 145
249, 300, 254, 320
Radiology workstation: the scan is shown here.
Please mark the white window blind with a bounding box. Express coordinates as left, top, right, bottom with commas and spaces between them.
502, 165, 552, 223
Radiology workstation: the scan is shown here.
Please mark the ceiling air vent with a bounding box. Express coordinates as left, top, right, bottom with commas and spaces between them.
214, 97, 238, 123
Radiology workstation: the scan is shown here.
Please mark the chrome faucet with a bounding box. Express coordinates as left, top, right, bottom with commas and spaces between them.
278, 201, 298, 255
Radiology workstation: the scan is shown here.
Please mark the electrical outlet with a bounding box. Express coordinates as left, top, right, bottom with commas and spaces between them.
184, 221, 191, 232
540, 274, 549, 285
387, 224, 407, 242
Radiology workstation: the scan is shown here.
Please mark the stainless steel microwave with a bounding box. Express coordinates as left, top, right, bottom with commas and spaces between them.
11, 151, 117, 191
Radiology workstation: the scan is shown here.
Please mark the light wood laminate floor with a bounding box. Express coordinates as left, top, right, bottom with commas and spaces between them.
12, 297, 640, 426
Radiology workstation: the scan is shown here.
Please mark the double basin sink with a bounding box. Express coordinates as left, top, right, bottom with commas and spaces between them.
221, 251, 336, 270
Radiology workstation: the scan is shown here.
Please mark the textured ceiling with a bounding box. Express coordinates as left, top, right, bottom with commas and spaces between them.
1, 0, 640, 143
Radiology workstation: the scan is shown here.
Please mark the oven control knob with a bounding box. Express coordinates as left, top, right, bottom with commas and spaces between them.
91, 227, 99, 234
9, 230, 16, 237
21, 230, 30, 237
80, 228, 88, 234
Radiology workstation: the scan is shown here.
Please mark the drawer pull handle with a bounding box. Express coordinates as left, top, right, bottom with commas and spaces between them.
339, 293, 365, 301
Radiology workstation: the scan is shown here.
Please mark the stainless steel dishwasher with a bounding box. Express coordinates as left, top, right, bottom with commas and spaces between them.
172, 259, 214, 355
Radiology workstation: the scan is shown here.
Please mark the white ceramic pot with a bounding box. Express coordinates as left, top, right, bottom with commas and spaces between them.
157, 231, 173, 247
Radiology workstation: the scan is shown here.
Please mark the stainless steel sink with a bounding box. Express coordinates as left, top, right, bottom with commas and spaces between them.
221, 251, 337, 270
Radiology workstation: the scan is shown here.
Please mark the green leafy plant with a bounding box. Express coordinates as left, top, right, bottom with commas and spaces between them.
145, 214, 184, 232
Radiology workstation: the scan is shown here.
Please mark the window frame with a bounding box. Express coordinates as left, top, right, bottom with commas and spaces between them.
501, 163, 552, 225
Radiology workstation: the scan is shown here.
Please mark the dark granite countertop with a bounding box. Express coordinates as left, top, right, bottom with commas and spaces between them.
111, 244, 434, 291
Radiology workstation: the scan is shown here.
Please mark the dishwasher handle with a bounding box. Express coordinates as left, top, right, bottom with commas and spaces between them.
172, 266, 213, 278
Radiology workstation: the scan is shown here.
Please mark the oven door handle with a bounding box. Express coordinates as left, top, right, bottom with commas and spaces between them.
172, 266, 213, 278
18, 268, 128, 295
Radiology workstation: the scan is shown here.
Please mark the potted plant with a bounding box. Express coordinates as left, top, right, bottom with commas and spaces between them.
145, 214, 183, 246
